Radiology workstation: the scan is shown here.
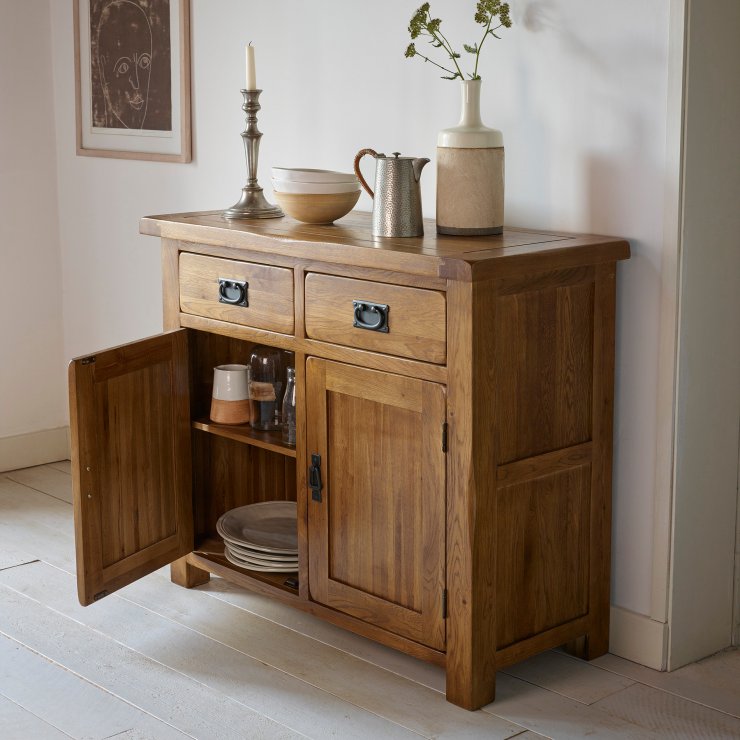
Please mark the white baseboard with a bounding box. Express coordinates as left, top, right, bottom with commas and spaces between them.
610, 604, 668, 670
0, 427, 70, 472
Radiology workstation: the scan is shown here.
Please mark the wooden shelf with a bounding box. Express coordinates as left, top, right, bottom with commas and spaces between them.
192, 418, 297, 458
191, 537, 299, 595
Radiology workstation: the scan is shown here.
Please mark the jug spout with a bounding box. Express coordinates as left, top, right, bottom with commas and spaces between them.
412, 157, 430, 183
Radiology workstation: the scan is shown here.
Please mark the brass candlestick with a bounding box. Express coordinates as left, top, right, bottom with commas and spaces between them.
224, 89, 283, 219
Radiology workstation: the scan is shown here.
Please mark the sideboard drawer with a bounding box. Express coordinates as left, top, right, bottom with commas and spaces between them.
304, 273, 446, 363
179, 253, 294, 334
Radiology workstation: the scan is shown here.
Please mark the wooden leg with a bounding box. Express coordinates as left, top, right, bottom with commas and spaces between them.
583, 624, 610, 660
170, 556, 210, 588
564, 628, 609, 661
445, 658, 496, 710
563, 635, 588, 659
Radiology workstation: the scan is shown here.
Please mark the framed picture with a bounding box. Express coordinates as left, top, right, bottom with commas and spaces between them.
74, 0, 191, 162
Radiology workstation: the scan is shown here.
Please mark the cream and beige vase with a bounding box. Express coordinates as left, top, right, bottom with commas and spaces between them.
436, 79, 504, 235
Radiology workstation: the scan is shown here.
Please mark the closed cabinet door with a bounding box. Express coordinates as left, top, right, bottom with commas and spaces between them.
306, 358, 446, 650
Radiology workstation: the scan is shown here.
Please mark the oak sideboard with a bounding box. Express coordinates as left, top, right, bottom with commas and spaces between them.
69, 210, 629, 710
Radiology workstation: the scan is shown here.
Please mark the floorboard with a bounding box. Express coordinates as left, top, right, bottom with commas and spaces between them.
4, 464, 73, 504
501, 650, 635, 705
195, 575, 447, 691
486, 674, 656, 739
0, 583, 302, 740
0, 543, 37, 571
0, 561, 432, 739
593, 683, 740, 737
593, 651, 740, 719
0, 694, 71, 740
0, 635, 187, 739
47, 460, 72, 475
0, 560, 524, 739
1, 463, 739, 739
0, 476, 76, 571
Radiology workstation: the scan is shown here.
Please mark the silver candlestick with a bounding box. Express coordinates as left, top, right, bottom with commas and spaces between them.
224, 89, 283, 219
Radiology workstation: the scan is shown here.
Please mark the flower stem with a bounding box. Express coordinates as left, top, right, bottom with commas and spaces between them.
425, 9, 464, 79
414, 51, 459, 77
474, 14, 494, 78
474, 21, 507, 78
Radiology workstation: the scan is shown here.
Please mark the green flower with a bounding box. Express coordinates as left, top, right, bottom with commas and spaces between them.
408, 3, 430, 39
404, 1, 511, 81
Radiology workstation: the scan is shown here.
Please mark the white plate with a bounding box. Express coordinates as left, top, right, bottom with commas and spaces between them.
272, 179, 360, 195
272, 167, 358, 183
226, 540, 298, 561
216, 501, 297, 553
219, 531, 298, 556
224, 547, 298, 573
225, 548, 298, 569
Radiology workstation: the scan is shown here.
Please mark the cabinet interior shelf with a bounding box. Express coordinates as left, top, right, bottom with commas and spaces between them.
192, 536, 299, 595
192, 418, 297, 458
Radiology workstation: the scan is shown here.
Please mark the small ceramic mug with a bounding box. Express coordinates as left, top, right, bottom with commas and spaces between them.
210, 364, 251, 425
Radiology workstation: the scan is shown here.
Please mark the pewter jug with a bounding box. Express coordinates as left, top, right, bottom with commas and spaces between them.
354, 149, 430, 237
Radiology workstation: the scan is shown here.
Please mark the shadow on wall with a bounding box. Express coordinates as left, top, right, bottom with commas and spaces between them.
520, 0, 607, 72
510, 0, 667, 234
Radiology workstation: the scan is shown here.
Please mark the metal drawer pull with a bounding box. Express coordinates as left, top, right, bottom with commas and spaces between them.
218, 277, 248, 307
353, 300, 389, 333
309, 454, 323, 503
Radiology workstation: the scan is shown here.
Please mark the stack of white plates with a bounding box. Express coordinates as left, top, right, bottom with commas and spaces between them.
216, 501, 298, 572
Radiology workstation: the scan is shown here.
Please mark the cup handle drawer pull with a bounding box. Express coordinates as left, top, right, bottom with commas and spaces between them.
218, 278, 249, 307
353, 300, 389, 333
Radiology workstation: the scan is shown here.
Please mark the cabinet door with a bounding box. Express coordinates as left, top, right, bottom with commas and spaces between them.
306, 358, 446, 650
69, 330, 193, 605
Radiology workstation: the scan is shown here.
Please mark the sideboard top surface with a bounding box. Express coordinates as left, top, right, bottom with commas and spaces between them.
141, 210, 630, 281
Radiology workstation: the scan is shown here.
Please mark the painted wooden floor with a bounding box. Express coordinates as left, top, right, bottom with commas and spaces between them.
1, 463, 738, 739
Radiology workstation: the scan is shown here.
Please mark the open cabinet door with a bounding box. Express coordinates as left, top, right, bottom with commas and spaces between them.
69, 330, 193, 605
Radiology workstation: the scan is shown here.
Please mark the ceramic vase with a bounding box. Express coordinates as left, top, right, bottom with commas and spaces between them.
436, 79, 504, 235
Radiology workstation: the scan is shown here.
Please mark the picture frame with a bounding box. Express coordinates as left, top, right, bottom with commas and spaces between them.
74, 0, 191, 162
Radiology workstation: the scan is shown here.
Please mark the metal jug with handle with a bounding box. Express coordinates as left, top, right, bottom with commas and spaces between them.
354, 149, 430, 237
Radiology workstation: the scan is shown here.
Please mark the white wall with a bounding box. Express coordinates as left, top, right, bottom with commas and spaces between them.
0, 1, 67, 469
47, 0, 674, 621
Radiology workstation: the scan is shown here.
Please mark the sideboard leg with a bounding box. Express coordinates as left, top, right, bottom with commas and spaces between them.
445, 660, 496, 710
563, 635, 588, 659
170, 556, 210, 588
583, 625, 610, 660
564, 627, 609, 661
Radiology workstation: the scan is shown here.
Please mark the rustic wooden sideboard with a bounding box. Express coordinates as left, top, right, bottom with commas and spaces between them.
69, 210, 629, 710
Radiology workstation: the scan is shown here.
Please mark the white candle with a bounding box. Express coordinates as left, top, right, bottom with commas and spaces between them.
245, 44, 257, 90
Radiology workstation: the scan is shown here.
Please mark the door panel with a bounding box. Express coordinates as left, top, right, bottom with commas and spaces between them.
69, 330, 193, 605
306, 358, 446, 650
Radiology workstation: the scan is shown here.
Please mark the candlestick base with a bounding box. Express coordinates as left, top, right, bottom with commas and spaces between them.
224, 186, 284, 219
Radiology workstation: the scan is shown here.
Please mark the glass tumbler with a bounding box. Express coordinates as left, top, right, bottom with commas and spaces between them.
248, 345, 283, 431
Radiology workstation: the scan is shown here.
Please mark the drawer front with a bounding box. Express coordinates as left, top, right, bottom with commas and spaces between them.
179, 253, 294, 334
304, 273, 446, 363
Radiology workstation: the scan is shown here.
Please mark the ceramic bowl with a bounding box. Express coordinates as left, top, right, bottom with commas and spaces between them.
271, 178, 360, 195
273, 190, 360, 224
272, 167, 358, 184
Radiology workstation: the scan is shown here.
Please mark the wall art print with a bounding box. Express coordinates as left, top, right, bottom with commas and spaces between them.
74, 0, 191, 161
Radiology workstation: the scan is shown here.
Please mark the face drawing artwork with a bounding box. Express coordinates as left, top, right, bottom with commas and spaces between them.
96, 0, 153, 129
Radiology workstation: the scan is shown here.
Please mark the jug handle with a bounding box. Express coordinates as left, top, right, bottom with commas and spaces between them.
353, 148, 377, 199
